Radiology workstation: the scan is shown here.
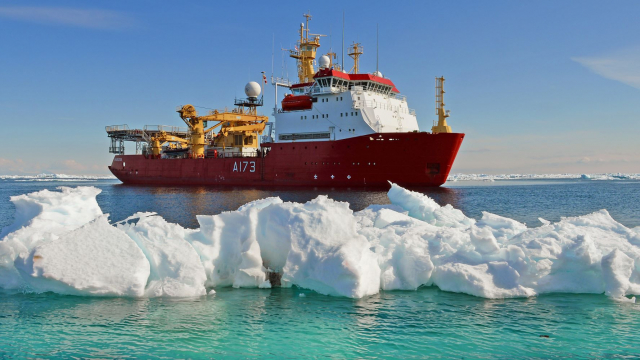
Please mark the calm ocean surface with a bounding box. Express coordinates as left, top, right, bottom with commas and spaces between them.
1, 178, 639, 358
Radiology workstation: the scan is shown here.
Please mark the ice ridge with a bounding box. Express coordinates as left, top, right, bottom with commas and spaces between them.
1, 184, 639, 302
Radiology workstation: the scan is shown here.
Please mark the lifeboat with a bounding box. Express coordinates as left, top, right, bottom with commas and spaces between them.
282, 94, 313, 111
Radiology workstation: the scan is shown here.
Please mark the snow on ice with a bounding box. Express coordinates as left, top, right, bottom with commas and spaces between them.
1, 184, 639, 302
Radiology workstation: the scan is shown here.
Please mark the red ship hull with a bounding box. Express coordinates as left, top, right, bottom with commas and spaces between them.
108, 132, 464, 187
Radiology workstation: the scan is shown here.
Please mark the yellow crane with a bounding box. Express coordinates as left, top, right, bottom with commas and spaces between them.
150, 132, 189, 157
177, 100, 268, 157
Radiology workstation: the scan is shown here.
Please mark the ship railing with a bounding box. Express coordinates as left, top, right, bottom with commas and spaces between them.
271, 76, 293, 88
354, 100, 416, 116
311, 86, 347, 95
395, 94, 407, 102
207, 152, 262, 159
143, 125, 189, 134
106, 124, 130, 133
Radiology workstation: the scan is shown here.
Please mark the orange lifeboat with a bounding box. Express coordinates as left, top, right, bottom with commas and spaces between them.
282, 94, 313, 111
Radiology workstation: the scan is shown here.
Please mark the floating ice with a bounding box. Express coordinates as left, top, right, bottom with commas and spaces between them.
1, 184, 639, 301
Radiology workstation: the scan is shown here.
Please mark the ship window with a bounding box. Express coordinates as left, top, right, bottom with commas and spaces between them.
340, 113, 343, 117
301, 116, 303, 120
351, 112, 354, 116
340, 97, 343, 100
356, 112, 358, 116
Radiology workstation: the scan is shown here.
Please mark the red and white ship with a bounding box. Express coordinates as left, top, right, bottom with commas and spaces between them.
106, 14, 464, 187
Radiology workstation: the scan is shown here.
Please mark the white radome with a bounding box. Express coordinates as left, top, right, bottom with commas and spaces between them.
319, 55, 331, 69
244, 81, 261, 98
373, 70, 383, 78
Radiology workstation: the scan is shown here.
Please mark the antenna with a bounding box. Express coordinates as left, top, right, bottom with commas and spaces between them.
376, 24, 379, 73
271, 34, 275, 78
341, 11, 345, 71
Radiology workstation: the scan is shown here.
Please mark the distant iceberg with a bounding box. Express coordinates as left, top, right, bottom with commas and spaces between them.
0, 173, 116, 181
447, 173, 640, 182
1, 184, 639, 302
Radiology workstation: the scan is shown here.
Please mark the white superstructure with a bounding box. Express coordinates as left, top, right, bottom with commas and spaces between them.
274, 69, 419, 142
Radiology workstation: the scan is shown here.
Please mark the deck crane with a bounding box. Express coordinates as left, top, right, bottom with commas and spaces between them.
150, 131, 189, 158
177, 82, 269, 157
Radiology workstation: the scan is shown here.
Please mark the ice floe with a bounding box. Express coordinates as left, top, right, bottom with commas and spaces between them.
1, 184, 639, 302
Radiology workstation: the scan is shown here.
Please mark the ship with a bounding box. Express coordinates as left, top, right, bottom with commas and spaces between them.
106, 13, 465, 187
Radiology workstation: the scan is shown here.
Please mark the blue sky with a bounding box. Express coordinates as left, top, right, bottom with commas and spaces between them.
0, 1, 638, 175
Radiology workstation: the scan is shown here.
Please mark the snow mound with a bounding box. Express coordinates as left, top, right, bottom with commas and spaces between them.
16, 216, 150, 296
1, 183, 639, 301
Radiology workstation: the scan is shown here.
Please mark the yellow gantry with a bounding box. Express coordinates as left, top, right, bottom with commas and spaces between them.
432, 77, 452, 134
177, 104, 268, 156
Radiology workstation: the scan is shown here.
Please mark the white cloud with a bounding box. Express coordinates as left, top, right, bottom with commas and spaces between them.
573, 47, 640, 89
0, 6, 134, 30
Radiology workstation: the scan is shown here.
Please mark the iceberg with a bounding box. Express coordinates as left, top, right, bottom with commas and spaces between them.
1, 184, 639, 301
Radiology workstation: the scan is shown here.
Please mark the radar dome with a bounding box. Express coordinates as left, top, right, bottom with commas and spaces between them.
319, 55, 331, 69
373, 70, 383, 78
244, 81, 261, 98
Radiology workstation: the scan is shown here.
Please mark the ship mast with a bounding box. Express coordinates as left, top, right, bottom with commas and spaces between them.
432, 77, 452, 134
289, 12, 324, 84
348, 42, 363, 74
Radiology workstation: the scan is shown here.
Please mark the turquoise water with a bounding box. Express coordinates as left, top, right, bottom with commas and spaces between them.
2, 288, 639, 358
1, 179, 640, 358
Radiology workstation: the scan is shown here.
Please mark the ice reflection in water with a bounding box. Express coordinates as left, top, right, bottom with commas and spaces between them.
2, 286, 640, 358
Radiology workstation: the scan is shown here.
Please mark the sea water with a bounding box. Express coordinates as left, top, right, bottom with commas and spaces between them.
1, 178, 639, 358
